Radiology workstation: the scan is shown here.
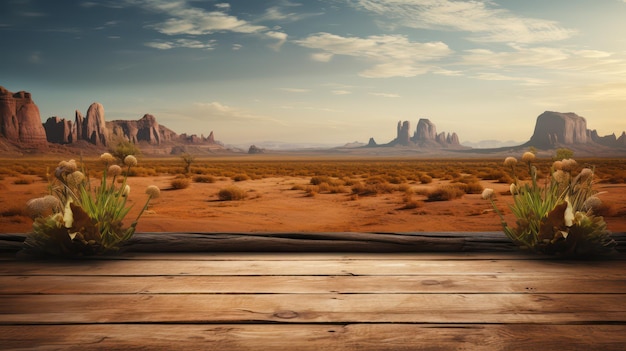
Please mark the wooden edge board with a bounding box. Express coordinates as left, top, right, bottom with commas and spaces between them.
0, 232, 624, 254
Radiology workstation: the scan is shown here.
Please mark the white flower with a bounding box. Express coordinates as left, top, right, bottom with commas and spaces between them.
552, 160, 563, 170
521, 152, 536, 163
145, 185, 160, 198
582, 196, 603, 213
100, 152, 115, 164
564, 199, 574, 227
503, 157, 517, 167
552, 170, 567, 184
481, 188, 494, 200
26, 197, 46, 218
122, 185, 131, 197
509, 183, 517, 195
575, 168, 593, 183
124, 155, 138, 167
108, 165, 122, 177
561, 158, 577, 172
63, 200, 74, 228
42, 195, 62, 212
65, 171, 85, 187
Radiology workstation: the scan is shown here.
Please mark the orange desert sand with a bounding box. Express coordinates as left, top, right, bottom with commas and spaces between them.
1, 174, 625, 235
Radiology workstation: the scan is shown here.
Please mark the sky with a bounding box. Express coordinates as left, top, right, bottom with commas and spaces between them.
1, 0, 626, 147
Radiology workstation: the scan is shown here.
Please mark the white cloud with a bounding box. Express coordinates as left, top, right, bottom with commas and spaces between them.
332, 90, 351, 95
471, 72, 547, 86
259, 5, 323, 23
295, 32, 451, 78
461, 44, 626, 77
350, 0, 576, 43
131, 0, 287, 49
232, 44, 243, 50
311, 52, 333, 62
144, 38, 216, 50
280, 88, 310, 93
214, 3, 230, 10
369, 92, 400, 98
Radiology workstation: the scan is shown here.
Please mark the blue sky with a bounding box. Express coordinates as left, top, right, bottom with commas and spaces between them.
1, 0, 625, 146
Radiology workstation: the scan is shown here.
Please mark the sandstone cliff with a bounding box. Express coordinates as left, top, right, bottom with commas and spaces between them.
0, 87, 225, 154
527, 111, 625, 149
0, 86, 47, 146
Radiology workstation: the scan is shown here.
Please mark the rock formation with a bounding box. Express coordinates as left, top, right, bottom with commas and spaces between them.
396, 121, 411, 146
108, 114, 165, 145
380, 118, 461, 148
528, 111, 588, 148
414, 119, 437, 142
43, 117, 73, 144
0, 86, 47, 146
526, 111, 626, 149
248, 145, 264, 154
76, 103, 109, 146
367, 137, 377, 147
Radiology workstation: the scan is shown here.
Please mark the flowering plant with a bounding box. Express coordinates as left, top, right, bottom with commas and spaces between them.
483, 152, 616, 257
22, 153, 160, 257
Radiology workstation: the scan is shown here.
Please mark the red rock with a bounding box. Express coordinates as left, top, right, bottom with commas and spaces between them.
0, 86, 47, 145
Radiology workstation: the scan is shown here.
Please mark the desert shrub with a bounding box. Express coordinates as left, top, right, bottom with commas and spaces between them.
317, 182, 331, 193
601, 171, 626, 184
171, 177, 191, 189
13, 177, 34, 185
0, 206, 28, 217
127, 166, 157, 177
397, 183, 412, 193
193, 175, 216, 183
351, 181, 394, 196
110, 139, 141, 160
452, 176, 483, 194
388, 176, 407, 184
180, 153, 195, 174
304, 185, 318, 197
310, 175, 332, 185
291, 184, 306, 191
341, 177, 358, 186
419, 174, 433, 184
218, 186, 247, 201
232, 173, 250, 182
399, 193, 423, 210
554, 148, 574, 160
427, 185, 465, 201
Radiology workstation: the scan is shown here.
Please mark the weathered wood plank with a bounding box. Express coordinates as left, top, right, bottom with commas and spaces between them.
2, 324, 625, 351
2, 231, 625, 253
2, 258, 624, 276
1, 274, 624, 294
2, 293, 625, 324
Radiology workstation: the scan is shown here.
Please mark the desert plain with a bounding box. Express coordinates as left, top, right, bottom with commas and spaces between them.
1, 154, 625, 235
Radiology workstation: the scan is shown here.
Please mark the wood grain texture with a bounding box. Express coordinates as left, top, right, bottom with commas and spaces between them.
1, 247, 625, 350
2, 324, 626, 351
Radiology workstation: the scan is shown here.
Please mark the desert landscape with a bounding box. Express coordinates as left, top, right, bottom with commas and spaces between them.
2, 155, 625, 235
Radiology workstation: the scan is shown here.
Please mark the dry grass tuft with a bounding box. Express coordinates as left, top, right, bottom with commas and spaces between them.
170, 177, 191, 189
13, 177, 34, 185
427, 185, 465, 201
218, 186, 247, 201
193, 175, 216, 183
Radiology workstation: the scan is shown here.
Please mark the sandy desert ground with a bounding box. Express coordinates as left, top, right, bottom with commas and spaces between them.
1, 167, 625, 235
